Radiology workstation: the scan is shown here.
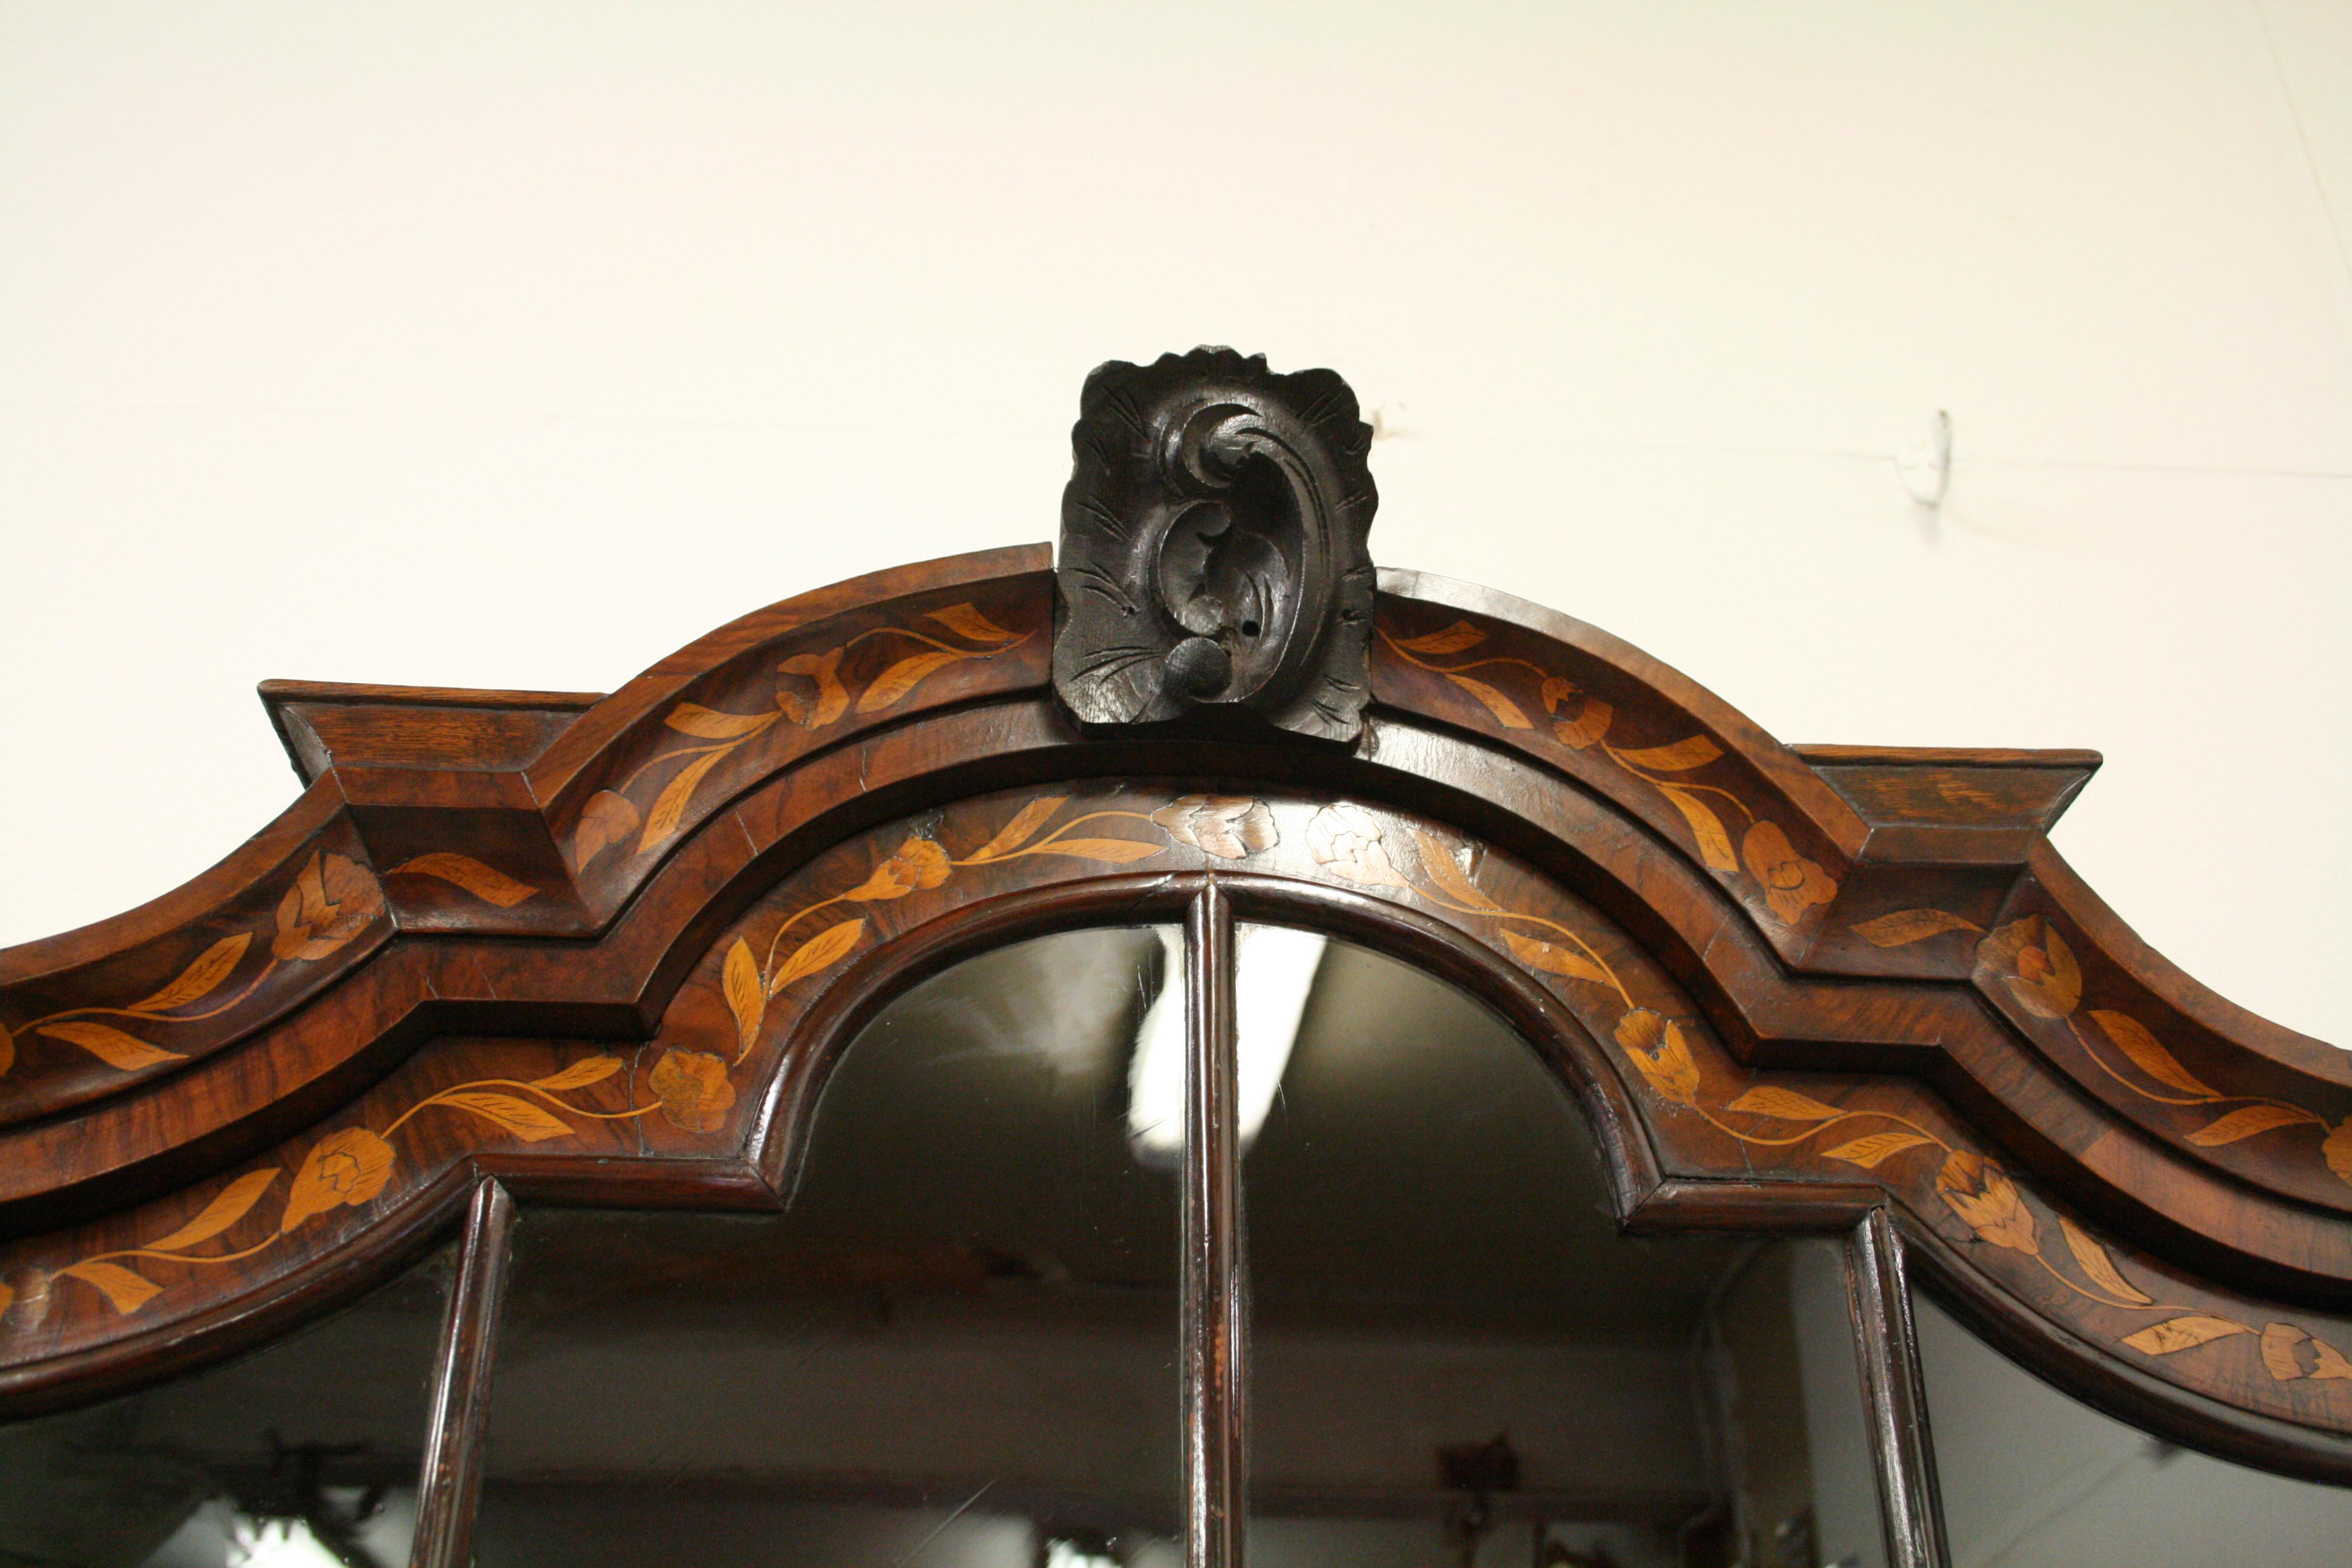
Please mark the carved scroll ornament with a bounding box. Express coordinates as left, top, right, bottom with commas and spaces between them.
1053, 348, 1378, 740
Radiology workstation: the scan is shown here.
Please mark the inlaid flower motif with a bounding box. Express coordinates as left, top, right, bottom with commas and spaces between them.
650, 1048, 735, 1132
1151, 795, 1277, 860
843, 837, 952, 903
1613, 1009, 1702, 1107
2259, 1322, 2352, 1382
2324, 1119, 2352, 1187
777, 646, 849, 728
1978, 916, 2082, 1020
1305, 804, 1405, 887
1936, 1150, 2039, 1255
0, 1267, 48, 1331
1538, 677, 1613, 751
1742, 821, 1837, 925
279, 1128, 396, 1233
271, 852, 385, 962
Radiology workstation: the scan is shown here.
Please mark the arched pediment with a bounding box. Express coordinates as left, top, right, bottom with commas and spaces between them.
1, 542, 2345, 1485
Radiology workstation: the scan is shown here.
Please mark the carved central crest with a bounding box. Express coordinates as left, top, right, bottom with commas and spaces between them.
1052, 348, 1377, 740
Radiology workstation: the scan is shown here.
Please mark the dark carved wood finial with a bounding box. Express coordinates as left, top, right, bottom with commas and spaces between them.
1053, 347, 1378, 740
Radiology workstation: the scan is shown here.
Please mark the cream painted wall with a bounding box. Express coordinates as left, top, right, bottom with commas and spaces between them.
2, 1, 2347, 1057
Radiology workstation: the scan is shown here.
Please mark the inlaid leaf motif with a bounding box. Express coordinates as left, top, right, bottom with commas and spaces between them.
1851, 909, 1982, 948
1656, 786, 1739, 872
769, 920, 865, 998
1444, 673, 1532, 729
858, 650, 965, 713
779, 647, 849, 728
128, 933, 252, 1014
534, 1055, 624, 1092
1615, 736, 1722, 772
36, 1022, 186, 1072
1411, 829, 1501, 912
722, 939, 763, 1059
61, 1261, 161, 1316
1823, 1132, 1937, 1169
926, 603, 1021, 644
2089, 1010, 2219, 1100
1726, 1086, 1843, 1122
2122, 1315, 2252, 1357
1499, 930, 1612, 985
141, 1169, 280, 1255
1614, 1010, 1701, 1108
571, 791, 641, 872
434, 1092, 572, 1142
1391, 621, 1486, 656
665, 703, 780, 740
1026, 838, 1166, 863
390, 854, 539, 908
639, 748, 730, 852
2186, 1103, 2324, 1146
970, 797, 1068, 861
2057, 1215, 2153, 1305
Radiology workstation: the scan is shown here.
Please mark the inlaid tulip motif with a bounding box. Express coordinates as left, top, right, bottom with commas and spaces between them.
583, 601, 1034, 870
10, 791, 1287, 1336
1377, 616, 1840, 928
1969, 916, 2348, 1191
1326, 803, 2351, 1410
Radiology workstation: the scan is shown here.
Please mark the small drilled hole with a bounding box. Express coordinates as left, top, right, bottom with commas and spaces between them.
1241, 619, 1260, 638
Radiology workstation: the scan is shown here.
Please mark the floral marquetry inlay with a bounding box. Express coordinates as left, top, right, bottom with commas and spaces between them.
0, 780, 2342, 1446
1970, 913, 2352, 1196
1374, 615, 1843, 930
0, 851, 393, 1105
567, 598, 1037, 880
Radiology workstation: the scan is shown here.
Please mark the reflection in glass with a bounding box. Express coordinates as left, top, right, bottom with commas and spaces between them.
1240, 926, 1886, 1568
0, 1243, 454, 1567
1913, 1289, 2352, 1568
473, 926, 1185, 1568
1127, 925, 1323, 1168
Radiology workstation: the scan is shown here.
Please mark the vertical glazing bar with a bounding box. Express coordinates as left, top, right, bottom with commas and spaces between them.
410, 1177, 517, 1568
1844, 1206, 1952, 1568
1183, 881, 1244, 1568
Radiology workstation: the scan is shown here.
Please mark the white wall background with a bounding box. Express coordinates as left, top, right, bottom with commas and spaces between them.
2, 1, 2347, 1046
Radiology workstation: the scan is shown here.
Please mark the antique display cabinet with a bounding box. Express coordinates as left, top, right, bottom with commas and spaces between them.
1, 351, 2345, 1568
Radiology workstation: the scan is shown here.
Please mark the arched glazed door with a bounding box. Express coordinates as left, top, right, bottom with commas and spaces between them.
7, 784, 2348, 1566
2, 354, 2347, 1566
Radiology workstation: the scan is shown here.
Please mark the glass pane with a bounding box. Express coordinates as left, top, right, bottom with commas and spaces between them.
474, 925, 1185, 1568
1913, 1288, 2352, 1568
0, 1241, 454, 1567
1238, 924, 1886, 1568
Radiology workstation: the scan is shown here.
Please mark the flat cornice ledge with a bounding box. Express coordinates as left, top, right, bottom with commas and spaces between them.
260, 681, 605, 785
